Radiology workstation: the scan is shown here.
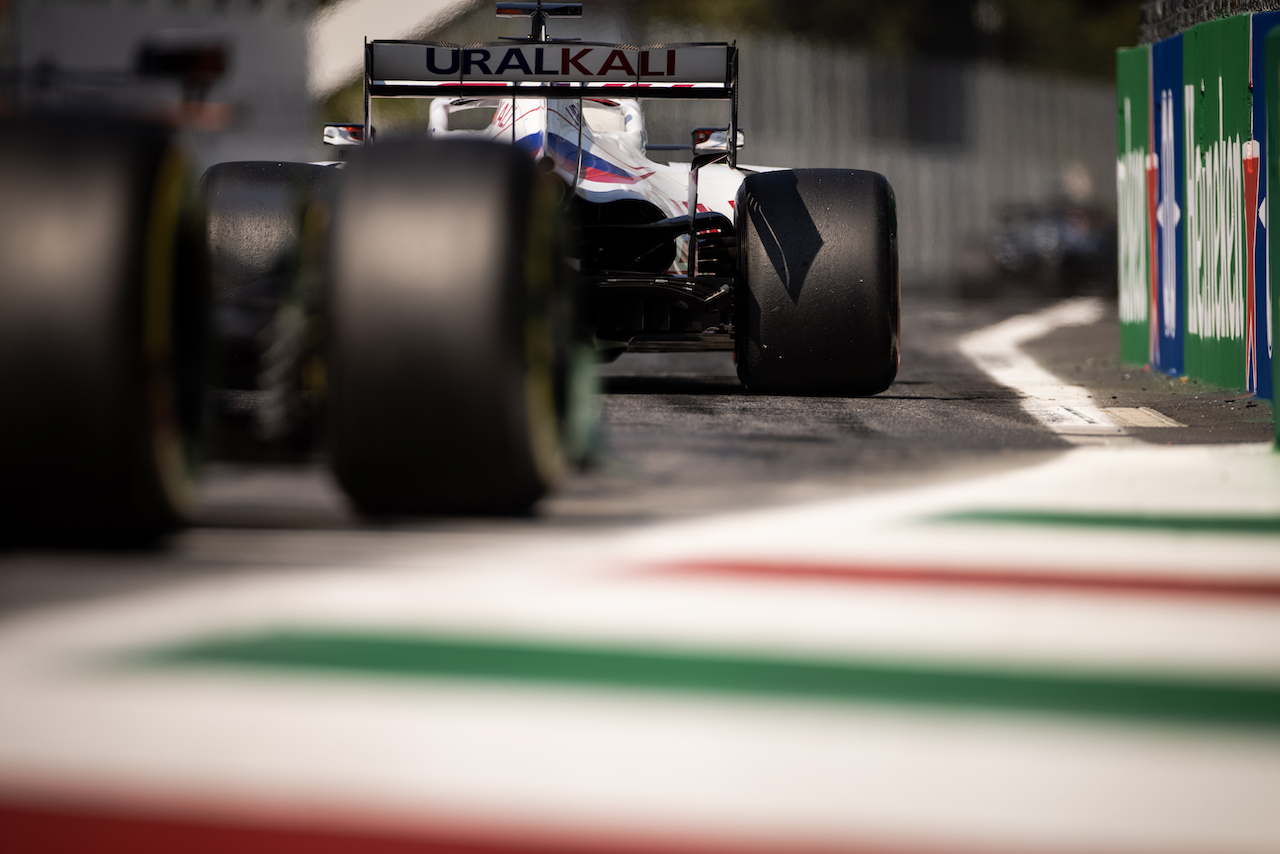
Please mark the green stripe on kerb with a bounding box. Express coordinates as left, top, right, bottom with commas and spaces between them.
131, 632, 1280, 730
935, 509, 1280, 535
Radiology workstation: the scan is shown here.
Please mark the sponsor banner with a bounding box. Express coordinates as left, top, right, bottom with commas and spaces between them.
1252, 13, 1280, 400
1269, 23, 1280, 441
1116, 46, 1152, 366
1182, 15, 1251, 390
369, 41, 730, 88
1153, 36, 1186, 375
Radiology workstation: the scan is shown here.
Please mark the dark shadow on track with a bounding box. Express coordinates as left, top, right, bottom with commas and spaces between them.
602, 375, 744, 395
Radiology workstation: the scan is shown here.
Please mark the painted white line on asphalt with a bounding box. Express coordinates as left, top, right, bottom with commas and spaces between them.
958, 297, 1132, 444
1104, 406, 1187, 427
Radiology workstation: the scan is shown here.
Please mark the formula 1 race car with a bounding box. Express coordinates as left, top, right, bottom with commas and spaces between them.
0, 2, 898, 536
204, 2, 899, 514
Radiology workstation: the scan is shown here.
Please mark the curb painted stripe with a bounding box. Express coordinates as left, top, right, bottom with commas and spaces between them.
937, 509, 1280, 536
0, 801, 912, 854
129, 632, 1280, 730
0, 803, 462, 854
650, 560, 1280, 600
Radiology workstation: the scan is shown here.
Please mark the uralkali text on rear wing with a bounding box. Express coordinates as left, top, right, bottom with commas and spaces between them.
366, 41, 736, 99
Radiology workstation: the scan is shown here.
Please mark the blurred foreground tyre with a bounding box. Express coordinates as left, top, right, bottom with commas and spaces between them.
0, 117, 204, 540
200, 161, 333, 452
736, 169, 899, 396
329, 140, 577, 515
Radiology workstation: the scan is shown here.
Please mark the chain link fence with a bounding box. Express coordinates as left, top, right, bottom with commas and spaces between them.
1140, 0, 1280, 43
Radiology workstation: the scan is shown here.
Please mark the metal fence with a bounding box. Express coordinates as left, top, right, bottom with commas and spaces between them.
1140, 0, 1280, 43
644, 38, 1115, 286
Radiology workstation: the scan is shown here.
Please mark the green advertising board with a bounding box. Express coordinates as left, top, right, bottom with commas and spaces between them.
1116, 46, 1152, 366
1182, 15, 1252, 389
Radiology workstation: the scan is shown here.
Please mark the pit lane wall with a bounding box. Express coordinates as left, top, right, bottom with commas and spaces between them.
1116, 12, 1280, 425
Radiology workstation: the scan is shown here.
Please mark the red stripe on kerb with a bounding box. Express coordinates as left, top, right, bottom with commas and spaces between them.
647, 561, 1280, 601
0, 799, 966, 854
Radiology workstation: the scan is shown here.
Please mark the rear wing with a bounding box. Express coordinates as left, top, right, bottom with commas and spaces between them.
358, 38, 739, 164
365, 41, 736, 100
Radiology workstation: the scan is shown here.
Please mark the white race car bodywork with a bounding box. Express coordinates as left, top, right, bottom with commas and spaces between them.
428, 96, 753, 273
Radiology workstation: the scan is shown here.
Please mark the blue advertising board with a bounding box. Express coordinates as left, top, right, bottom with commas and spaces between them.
1152, 35, 1184, 375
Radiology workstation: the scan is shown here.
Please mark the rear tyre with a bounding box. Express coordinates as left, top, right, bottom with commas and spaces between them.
200, 161, 333, 452
735, 169, 899, 396
0, 117, 203, 540
329, 140, 575, 515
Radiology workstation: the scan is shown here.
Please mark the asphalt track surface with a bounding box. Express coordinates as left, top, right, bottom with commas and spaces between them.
0, 291, 1271, 616
3, 290, 1280, 854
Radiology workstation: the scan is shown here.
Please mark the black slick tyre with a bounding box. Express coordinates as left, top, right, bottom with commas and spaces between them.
736, 169, 900, 396
328, 140, 569, 515
0, 117, 204, 540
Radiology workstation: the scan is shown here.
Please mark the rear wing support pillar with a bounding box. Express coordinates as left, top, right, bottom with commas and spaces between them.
363, 38, 372, 146
729, 43, 738, 168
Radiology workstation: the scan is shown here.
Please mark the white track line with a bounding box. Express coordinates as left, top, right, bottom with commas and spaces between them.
1103, 406, 1187, 427
958, 298, 1133, 444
